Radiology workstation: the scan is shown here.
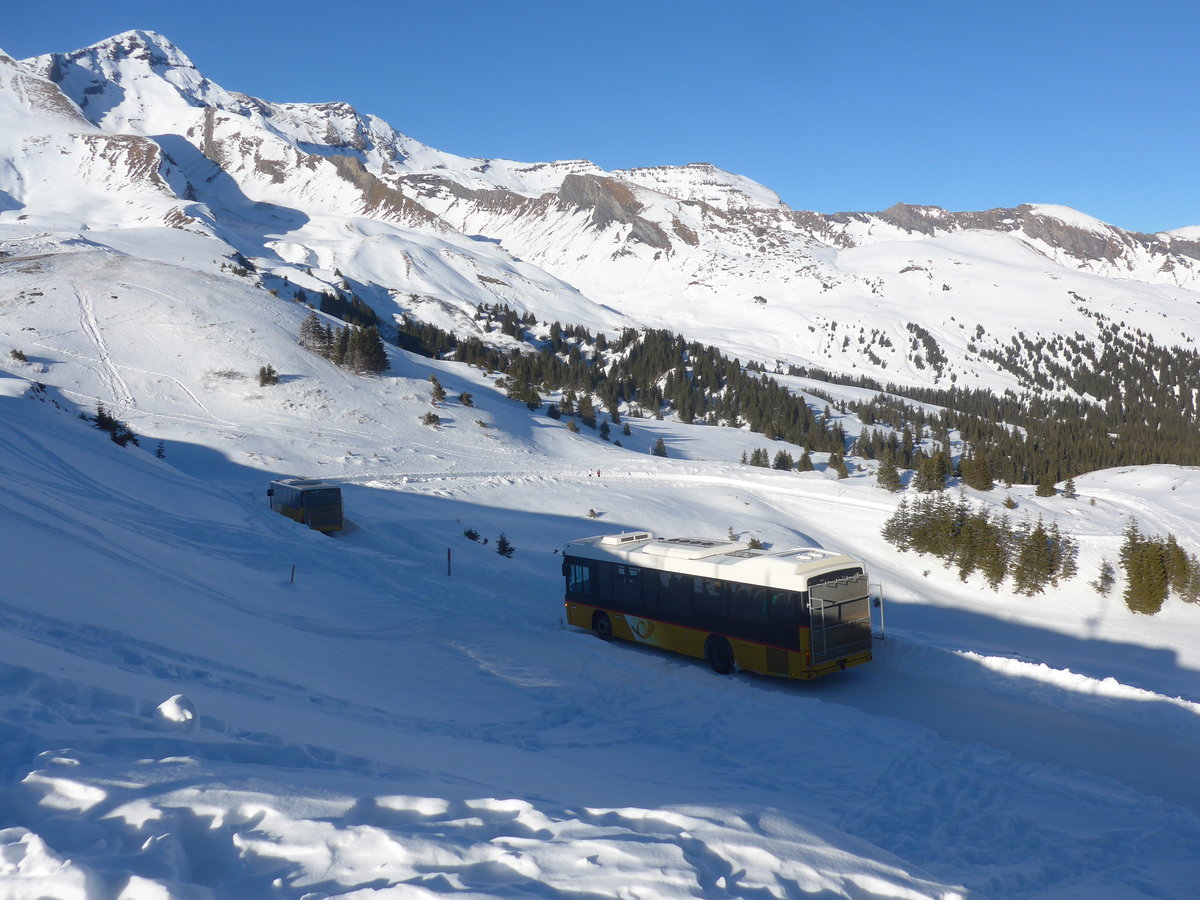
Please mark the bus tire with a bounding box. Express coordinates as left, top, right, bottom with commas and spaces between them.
592, 611, 613, 641
705, 636, 735, 675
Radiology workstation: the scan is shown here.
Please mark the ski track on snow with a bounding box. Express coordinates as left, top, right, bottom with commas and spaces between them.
74, 285, 134, 414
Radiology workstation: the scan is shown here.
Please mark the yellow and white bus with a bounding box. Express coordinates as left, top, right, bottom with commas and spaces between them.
563, 532, 873, 679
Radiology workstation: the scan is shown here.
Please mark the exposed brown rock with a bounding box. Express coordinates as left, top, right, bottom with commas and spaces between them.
327, 155, 442, 227
558, 174, 670, 250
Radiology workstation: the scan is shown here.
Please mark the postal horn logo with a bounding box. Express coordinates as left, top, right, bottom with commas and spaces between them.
634, 619, 655, 639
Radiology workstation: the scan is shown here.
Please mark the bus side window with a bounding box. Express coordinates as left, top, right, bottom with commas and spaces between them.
639, 567, 659, 616
748, 587, 770, 624
769, 591, 797, 624
694, 579, 728, 618
615, 565, 644, 613
593, 562, 613, 603
659, 572, 691, 619
730, 583, 766, 623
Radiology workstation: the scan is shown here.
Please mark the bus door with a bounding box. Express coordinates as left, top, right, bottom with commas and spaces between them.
808, 573, 872, 663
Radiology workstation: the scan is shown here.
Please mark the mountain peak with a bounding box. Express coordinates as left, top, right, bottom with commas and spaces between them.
25, 31, 238, 133
84, 29, 197, 72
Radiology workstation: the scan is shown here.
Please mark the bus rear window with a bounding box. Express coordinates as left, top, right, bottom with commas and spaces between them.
567, 563, 592, 596
301, 489, 341, 505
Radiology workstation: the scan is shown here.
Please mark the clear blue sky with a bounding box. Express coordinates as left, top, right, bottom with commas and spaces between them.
4, 1, 1196, 232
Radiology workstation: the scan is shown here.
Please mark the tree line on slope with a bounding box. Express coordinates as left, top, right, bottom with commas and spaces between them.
880, 494, 1200, 614
793, 310, 1200, 486
307, 285, 1199, 489
299, 313, 389, 375
881, 492, 1078, 595
396, 304, 850, 455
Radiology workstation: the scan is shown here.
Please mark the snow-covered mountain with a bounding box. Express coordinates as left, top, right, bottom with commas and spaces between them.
8, 29, 1200, 400
3, 30, 1200, 900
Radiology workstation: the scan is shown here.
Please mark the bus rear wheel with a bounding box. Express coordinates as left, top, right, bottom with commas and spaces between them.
705, 636, 735, 675
592, 611, 613, 641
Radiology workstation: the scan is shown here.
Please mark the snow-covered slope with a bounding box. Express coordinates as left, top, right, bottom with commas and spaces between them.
2, 232, 1200, 897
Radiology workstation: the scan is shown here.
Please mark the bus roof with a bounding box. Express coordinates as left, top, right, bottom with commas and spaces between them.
270, 477, 341, 491
564, 532, 863, 586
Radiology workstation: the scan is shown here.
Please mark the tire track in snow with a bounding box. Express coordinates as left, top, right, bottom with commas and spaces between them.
338, 467, 895, 518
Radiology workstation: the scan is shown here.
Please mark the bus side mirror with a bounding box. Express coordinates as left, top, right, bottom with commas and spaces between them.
267, 488, 274, 496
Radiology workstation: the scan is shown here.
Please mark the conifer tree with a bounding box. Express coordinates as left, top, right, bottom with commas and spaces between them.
1124, 538, 1168, 615
961, 452, 994, 491
1164, 534, 1190, 596
299, 312, 324, 352
954, 512, 982, 582
1035, 472, 1057, 497
578, 395, 596, 428
980, 514, 1011, 590
357, 326, 389, 374
1047, 521, 1078, 584
829, 453, 850, 479
93, 402, 139, 447
94, 403, 116, 433
1013, 518, 1054, 596
331, 326, 350, 367
1119, 518, 1142, 575
881, 498, 913, 550
876, 456, 903, 492
344, 328, 365, 373
652, 437, 668, 457
1091, 559, 1116, 596
913, 452, 948, 492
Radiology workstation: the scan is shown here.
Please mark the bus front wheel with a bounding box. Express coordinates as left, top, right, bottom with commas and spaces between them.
592, 611, 613, 641
705, 636, 735, 675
